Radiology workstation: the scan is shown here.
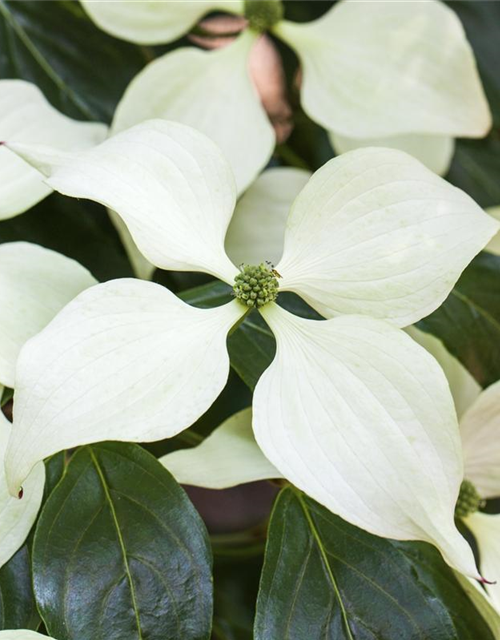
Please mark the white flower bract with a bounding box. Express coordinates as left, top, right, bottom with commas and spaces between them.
5, 119, 499, 581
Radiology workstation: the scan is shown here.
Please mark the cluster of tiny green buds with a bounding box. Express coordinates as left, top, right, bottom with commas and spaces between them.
233, 263, 279, 308
454, 479, 485, 519
244, 0, 284, 32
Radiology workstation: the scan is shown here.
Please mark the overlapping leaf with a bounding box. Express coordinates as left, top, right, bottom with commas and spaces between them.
33, 442, 213, 640
255, 489, 494, 640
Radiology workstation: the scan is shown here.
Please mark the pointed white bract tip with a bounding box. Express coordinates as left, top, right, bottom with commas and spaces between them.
5, 458, 26, 499
479, 577, 497, 586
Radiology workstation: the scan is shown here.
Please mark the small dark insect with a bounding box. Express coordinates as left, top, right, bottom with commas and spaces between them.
265, 261, 282, 279
18, 487, 24, 500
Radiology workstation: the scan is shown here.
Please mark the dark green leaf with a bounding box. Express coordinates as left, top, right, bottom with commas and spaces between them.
0, 545, 39, 630
33, 442, 213, 640
418, 252, 500, 388
181, 281, 274, 389
255, 488, 493, 640
0, 0, 146, 122
447, 136, 500, 209
445, 2, 500, 207
182, 282, 321, 389
0, 193, 133, 281
180, 279, 233, 309
227, 314, 275, 390
213, 554, 264, 640
0, 387, 12, 408
180, 280, 274, 389
43, 452, 66, 500
448, 1, 500, 126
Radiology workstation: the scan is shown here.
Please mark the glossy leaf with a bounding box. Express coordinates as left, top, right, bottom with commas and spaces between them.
418, 252, 500, 388
32, 442, 212, 640
179, 279, 233, 309
255, 488, 494, 640
447, 137, 500, 209
0, 545, 39, 631
0, 0, 145, 122
0, 452, 67, 632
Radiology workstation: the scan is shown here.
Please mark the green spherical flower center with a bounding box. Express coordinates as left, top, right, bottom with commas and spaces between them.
455, 479, 485, 519
233, 263, 279, 308
244, 0, 284, 32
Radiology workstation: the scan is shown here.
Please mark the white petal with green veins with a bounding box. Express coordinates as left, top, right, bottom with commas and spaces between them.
8, 120, 239, 284
113, 31, 274, 194
254, 303, 480, 578
275, 0, 491, 138
405, 326, 481, 421
5, 280, 245, 496
276, 148, 499, 327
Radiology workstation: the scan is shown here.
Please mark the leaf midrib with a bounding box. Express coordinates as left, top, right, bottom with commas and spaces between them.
451, 288, 500, 334
90, 449, 144, 640
295, 491, 355, 640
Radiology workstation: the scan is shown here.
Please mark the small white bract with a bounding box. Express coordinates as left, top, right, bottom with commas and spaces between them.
4, 120, 499, 582
0, 80, 107, 220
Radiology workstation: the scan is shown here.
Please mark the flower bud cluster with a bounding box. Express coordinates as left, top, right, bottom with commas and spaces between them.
233, 263, 279, 308
454, 479, 485, 519
244, 0, 284, 33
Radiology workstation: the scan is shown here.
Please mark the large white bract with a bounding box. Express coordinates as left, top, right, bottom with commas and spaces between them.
83, 0, 490, 182
5, 120, 499, 580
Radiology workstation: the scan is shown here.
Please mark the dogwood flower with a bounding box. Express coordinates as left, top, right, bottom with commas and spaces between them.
4, 120, 499, 580
82, 0, 490, 186
0, 80, 107, 220
406, 328, 500, 636
0, 242, 96, 570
